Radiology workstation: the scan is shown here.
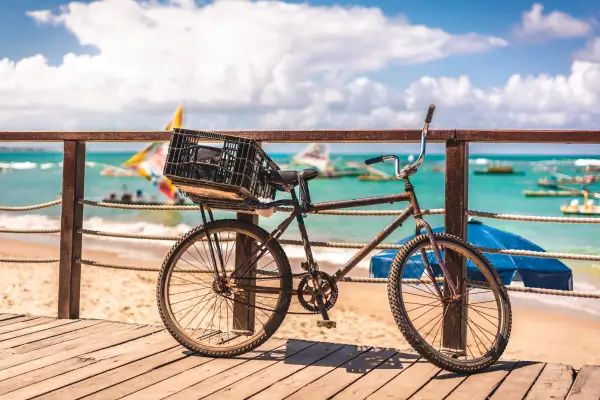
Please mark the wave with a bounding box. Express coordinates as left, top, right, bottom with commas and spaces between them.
0, 160, 106, 170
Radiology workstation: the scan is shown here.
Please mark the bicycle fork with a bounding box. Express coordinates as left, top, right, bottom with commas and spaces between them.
419, 220, 459, 299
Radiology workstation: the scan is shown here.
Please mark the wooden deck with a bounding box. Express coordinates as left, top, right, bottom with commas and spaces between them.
0, 313, 597, 400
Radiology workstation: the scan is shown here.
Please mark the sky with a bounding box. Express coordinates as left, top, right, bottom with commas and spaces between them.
1, 0, 600, 154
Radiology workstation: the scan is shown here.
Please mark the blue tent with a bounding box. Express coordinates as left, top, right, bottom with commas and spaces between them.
370, 219, 573, 290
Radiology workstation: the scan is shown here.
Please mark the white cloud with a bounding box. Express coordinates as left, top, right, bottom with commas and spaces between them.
0, 0, 508, 130
3, 0, 600, 134
513, 3, 595, 41
574, 37, 600, 62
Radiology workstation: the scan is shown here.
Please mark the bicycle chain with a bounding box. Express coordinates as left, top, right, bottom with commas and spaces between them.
219, 272, 321, 315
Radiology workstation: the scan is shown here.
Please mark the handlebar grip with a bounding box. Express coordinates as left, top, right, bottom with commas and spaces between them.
425, 104, 436, 123
365, 156, 384, 166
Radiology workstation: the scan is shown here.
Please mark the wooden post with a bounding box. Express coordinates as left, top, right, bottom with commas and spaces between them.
232, 212, 257, 334
58, 141, 86, 319
442, 140, 469, 351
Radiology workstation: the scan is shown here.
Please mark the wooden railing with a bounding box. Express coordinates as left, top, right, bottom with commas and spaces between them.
1, 129, 600, 349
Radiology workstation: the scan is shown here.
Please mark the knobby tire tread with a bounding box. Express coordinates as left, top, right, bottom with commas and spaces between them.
387, 233, 512, 374
157, 219, 292, 358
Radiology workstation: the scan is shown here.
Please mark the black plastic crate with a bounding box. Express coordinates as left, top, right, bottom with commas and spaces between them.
163, 128, 279, 208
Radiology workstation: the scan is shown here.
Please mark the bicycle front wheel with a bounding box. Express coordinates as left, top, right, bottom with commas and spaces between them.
157, 219, 292, 357
387, 233, 512, 374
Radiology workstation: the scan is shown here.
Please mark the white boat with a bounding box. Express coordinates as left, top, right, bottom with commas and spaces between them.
561, 192, 600, 215
291, 143, 330, 172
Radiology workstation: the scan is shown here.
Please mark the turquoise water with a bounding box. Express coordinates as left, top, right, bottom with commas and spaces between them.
1, 151, 598, 252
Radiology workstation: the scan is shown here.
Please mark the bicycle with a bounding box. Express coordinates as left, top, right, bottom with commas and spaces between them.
157, 105, 512, 374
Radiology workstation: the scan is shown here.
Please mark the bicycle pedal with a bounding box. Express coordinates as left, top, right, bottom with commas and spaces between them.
317, 320, 336, 329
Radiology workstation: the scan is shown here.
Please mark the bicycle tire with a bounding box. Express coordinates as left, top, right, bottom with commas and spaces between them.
387, 233, 512, 374
157, 219, 292, 358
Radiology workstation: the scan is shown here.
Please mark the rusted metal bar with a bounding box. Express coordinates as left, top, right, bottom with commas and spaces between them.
58, 141, 86, 319
0, 129, 444, 142
456, 130, 600, 143
232, 212, 258, 335
310, 193, 411, 212
1, 129, 600, 143
442, 140, 469, 352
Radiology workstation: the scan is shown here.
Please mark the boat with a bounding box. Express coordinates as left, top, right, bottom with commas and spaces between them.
574, 159, 600, 173
118, 105, 184, 201
538, 174, 598, 186
560, 191, 600, 215
523, 190, 583, 197
291, 143, 330, 172
290, 143, 365, 178
473, 165, 524, 175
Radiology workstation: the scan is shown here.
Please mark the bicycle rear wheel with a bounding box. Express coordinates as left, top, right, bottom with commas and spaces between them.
157, 219, 292, 357
387, 233, 512, 374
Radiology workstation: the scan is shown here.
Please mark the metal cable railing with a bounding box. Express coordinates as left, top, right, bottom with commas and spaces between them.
1, 199, 599, 299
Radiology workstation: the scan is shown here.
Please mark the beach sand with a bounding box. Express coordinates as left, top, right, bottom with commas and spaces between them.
1, 236, 599, 368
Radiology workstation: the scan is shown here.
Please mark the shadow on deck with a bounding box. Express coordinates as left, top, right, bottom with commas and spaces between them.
0, 313, 598, 399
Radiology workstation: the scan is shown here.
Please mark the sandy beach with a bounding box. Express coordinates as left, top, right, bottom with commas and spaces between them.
1, 236, 599, 369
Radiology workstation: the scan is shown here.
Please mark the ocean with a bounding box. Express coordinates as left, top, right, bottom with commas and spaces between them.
1, 151, 600, 317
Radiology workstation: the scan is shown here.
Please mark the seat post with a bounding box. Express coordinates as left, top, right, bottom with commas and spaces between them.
298, 173, 312, 210
290, 189, 317, 270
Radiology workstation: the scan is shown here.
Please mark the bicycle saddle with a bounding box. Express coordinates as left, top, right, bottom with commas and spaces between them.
264, 168, 318, 187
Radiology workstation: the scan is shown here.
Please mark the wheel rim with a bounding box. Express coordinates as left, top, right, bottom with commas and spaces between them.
161, 225, 289, 352
394, 239, 509, 365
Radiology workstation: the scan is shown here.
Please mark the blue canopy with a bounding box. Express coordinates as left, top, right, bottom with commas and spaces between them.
370, 219, 573, 291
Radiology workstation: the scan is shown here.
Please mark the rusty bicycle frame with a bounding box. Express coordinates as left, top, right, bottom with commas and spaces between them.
226, 105, 461, 317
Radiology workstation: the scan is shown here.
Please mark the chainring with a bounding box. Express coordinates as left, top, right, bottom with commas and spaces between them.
297, 271, 338, 312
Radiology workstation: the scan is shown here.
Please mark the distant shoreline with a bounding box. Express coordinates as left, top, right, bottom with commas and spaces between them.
0, 147, 46, 153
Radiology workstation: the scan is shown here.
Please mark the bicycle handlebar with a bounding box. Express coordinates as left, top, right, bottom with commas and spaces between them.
365, 156, 384, 166
363, 104, 436, 178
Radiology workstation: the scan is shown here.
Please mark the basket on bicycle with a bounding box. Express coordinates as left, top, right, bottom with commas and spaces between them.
163, 128, 279, 211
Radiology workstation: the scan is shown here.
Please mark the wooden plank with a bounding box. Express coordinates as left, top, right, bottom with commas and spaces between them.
566, 365, 600, 400
0, 321, 114, 357
0, 316, 38, 329
410, 370, 469, 400
233, 212, 258, 334
37, 346, 188, 400
0, 320, 104, 352
250, 344, 370, 400
0, 319, 76, 343
287, 347, 398, 399
83, 348, 212, 399
0, 323, 148, 379
121, 338, 289, 399
0, 332, 176, 400
0, 317, 54, 334
2, 129, 600, 143
445, 361, 517, 400
171, 340, 314, 399
443, 139, 469, 352
58, 140, 86, 319
526, 364, 574, 400
0, 316, 22, 323
336, 352, 421, 399
490, 361, 545, 399
368, 359, 441, 400
209, 341, 344, 400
